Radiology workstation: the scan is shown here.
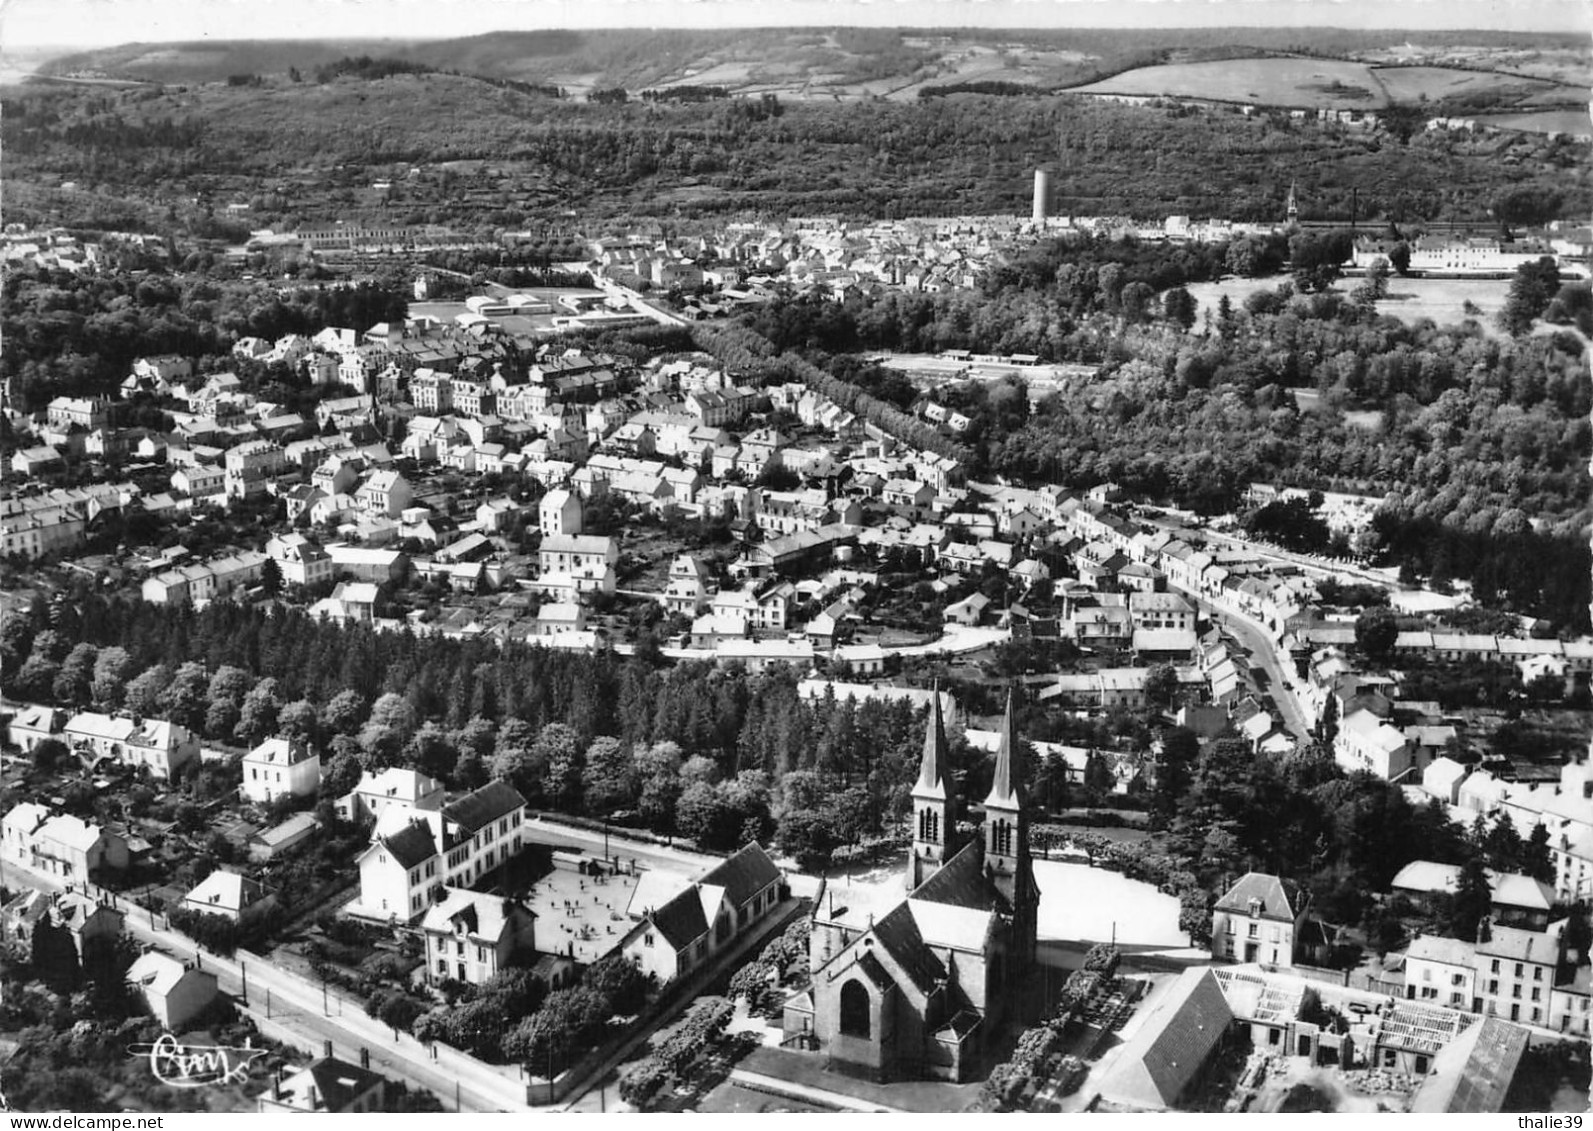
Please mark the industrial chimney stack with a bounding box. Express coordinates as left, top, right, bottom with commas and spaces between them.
1032, 170, 1051, 223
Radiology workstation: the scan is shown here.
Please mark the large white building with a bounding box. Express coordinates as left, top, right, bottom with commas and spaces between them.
350, 779, 527, 924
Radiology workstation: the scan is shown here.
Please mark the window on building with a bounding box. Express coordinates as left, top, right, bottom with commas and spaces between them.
1534, 967, 1544, 981
1249, 923, 1259, 938
644, 932, 654, 948
840, 979, 871, 1039
1516, 963, 1525, 978
1492, 960, 1501, 974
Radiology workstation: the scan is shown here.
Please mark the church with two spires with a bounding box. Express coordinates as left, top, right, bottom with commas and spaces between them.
783, 692, 1041, 1082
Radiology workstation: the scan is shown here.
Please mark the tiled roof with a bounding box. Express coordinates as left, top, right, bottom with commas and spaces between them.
1214, 872, 1302, 920
442, 779, 525, 833
380, 820, 438, 870
700, 842, 781, 909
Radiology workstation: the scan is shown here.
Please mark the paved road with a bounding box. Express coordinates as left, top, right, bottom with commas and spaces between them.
524, 815, 724, 877
1213, 604, 1314, 742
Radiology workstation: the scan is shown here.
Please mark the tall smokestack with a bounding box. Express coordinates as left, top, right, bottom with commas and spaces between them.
1032, 170, 1051, 224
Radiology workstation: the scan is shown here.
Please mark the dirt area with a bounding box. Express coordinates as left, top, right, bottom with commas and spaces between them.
517, 861, 652, 966
1248, 1057, 1414, 1113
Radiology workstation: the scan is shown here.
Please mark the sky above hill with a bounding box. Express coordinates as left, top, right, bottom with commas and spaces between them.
4, 0, 1585, 49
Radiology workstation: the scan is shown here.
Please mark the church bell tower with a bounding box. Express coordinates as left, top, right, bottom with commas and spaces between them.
908, 685, 959, 890
984, 691, 1039, 971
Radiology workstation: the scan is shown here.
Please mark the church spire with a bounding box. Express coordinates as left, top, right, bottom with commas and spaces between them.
985, 689, 1020, 809
917, 681, 949, 797
908, 683, 959, 890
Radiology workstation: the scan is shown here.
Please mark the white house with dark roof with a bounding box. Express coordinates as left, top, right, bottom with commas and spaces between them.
353, 818, 443, 922
421, 888, 538, 987
623, 841, 783, 986
1210, 872, 1310, 967
351, 779, 528, 922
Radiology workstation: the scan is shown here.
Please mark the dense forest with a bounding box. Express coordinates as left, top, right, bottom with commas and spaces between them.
0, 264, 408, 409
4, 76, 1586, 228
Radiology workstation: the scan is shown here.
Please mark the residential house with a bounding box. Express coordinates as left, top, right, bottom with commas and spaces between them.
257, 1050, 387, 1114
354, 818, 443, 923
336, 768, 445, 824
266, 533, 335, 588
1475, 924, 1560, 1027
1335, 708, 1417, 781
224, 440, 288, 501
1210, 872, 1310, 967
1404, 935, 1478, 1011
356, 470, 414, 518
664, 554, 712, 616
420, 888, 538, 987
182, 870, 275, 921
539, 534, 618, 594
127, 952, 220, 1031
240, 737, 323, 804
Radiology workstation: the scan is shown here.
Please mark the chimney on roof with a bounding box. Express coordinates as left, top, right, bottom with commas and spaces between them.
271, 1070, 282, 1101
359, 1047, 370, 1070
323, 1039, 333, 1059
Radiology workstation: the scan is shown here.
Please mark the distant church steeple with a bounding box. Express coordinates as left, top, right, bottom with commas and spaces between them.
984, 691, 1039, 970
908, 684, 959, 890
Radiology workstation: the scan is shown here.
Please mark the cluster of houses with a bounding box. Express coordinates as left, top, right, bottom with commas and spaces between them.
588, 216, 1039, 312
1, 225, 100, 273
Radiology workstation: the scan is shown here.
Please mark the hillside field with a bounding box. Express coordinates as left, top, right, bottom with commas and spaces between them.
1066, 55, 1577, 112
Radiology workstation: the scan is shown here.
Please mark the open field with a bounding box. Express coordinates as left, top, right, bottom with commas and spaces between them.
1477, 108, 1593, 137
1066, 56, 1573, 110
1067, 56, 1383, 107
1371, 64, 1574, 106
1183, 273, 1512, 336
